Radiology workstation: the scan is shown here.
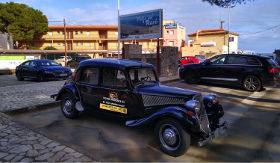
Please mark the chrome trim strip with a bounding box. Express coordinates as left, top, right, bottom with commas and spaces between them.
201, 77, 238, 81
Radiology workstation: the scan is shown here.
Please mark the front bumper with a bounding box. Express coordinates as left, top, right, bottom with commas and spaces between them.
197, 121, 228, 147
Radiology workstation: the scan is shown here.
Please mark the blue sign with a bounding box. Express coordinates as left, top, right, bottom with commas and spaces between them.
229, 36, 234, 42
164, 24, 177, 29
120, 9, 163, 41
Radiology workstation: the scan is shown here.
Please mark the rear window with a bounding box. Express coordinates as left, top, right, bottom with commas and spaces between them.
267, 58, 279, 67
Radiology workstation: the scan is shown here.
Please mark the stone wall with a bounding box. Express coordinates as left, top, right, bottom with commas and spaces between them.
160, 46, 178, 77
123, 44, 178, 77
0, 32, 13, 50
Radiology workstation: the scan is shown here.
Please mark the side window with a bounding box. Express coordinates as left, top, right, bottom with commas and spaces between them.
23, 61, 30, 66
247, 57, 261, 66
227, 56, 247, 65
210, 56, 226, 65
79, 68, 99, 85
102, 68, 127, 88
30, 61, 36, 67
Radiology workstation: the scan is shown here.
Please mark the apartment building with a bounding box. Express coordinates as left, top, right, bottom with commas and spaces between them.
182, 24, 239, 58
30, 21, 186, 57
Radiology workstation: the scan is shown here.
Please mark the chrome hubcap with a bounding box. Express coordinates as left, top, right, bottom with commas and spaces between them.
63, 99, 72, 114
159, 124, 180, 150
163, 128, 177, 146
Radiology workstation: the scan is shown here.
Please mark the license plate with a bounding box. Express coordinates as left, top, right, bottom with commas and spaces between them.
59, 73, 67, 77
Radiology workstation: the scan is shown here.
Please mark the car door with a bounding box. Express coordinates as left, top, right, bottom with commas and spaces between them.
199, 55, 227, 81
76, 67, 100, 109
20, 61, 31, 77
222, 55, 249, 83
28, 60, 39, 78
97, 67, 137, 118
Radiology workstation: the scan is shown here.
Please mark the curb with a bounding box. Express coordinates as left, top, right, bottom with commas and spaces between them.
4, 101, 60, 115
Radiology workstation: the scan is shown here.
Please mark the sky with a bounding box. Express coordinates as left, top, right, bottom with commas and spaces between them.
1, 0, 280, 53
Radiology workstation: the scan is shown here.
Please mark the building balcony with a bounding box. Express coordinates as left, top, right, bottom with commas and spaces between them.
38, 37, 118, 41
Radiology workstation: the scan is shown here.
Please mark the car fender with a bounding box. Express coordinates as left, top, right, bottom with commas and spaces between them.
125, 106, 195, 128
56, 83, 81, 101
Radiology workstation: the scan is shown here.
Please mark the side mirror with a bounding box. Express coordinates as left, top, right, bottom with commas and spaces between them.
204, 60, 211, 65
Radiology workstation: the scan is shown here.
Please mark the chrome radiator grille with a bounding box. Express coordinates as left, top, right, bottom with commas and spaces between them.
142, 95, 185, 107
195, 96, 211, 134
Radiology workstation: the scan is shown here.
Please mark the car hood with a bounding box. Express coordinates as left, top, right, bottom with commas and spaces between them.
138, 84, 199, 99
39, 66, 70, 72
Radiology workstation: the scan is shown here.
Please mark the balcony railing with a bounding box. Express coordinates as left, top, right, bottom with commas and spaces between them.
39, 36, 118, 41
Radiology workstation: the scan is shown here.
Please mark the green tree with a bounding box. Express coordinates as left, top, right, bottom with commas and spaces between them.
0, 2, 48, 48
202, 0, 253, 6
44, 46, 57, 50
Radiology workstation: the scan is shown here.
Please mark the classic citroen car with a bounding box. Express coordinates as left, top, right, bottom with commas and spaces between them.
52, 59, 227, 157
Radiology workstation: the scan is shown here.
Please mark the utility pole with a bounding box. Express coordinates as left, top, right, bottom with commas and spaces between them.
63, 18, 67, 66
224, 5, 235, 54
117, 0, 120, 59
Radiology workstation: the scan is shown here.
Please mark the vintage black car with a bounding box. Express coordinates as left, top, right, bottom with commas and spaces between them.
16, 59, 72, 81
52, 59, 226, 157
179, 54, 280, 92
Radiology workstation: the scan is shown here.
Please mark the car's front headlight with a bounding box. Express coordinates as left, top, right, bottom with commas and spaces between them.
185, 100, 201, 113
203, 94, 218, 107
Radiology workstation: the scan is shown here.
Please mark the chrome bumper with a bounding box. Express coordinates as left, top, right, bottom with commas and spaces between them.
197, 121, 228, 147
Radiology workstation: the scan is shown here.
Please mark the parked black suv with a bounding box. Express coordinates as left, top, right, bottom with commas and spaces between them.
52, 59, 227, 157
179, 54, 280, 92
67, 55, 91, 69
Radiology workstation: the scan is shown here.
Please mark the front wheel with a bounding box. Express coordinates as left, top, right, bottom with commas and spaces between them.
61, 93, 79, 119
184, 71, 197, 84
16, 72, 24, 81
242, 75, 261, 92
154, 118, 190, 157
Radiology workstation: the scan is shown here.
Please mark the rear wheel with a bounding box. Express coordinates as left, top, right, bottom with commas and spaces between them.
242, 75, 261, 92
154, 118, 190, 157
60, 93, 79, 119
184, 71, 197, 84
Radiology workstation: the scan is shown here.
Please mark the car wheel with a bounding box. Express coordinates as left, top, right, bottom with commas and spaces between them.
154, 118, 190, 157
16, 72, 24, 81
243, 75, 261, 92
184, 71, 197, 84
60, 93, 79, 119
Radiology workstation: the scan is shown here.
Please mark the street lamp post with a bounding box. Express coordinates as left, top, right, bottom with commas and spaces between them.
224, 4, 235, 54
117, 0, 120, 59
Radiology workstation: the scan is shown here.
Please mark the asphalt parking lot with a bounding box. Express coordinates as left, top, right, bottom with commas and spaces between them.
8, 80, 280, 162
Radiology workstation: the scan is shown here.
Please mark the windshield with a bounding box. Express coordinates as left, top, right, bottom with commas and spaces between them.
267, 58, 279, 67
77, 56, 91, 62
38, 60, 60, 66
129, 67, 157, 86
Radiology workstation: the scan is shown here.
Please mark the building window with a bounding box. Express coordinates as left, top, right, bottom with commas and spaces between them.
170, 30, 174, 35
87, 43, 90, 47
169, 41, 174, 46
62, 32, 65, 35
57, 31, 60, 35
87, 31, 90, 36
63, 43, 65, 46
58, 43, 61, 46
75, 31, 78, 35
80, 42, 83, 46
75, 43, 78, 46
49, 32, 53, 36
49, 43, 52, 46
80, 31, 83, 34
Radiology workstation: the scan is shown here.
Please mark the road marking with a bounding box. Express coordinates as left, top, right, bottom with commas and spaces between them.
220, 88, 270, 129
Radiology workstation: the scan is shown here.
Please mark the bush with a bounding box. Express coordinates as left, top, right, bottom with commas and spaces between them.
27, 46, 40, 50
44, 46, 57, 50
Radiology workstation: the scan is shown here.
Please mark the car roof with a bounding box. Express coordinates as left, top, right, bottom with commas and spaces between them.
79, 58, 154, 68
219, 54, 271, 59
